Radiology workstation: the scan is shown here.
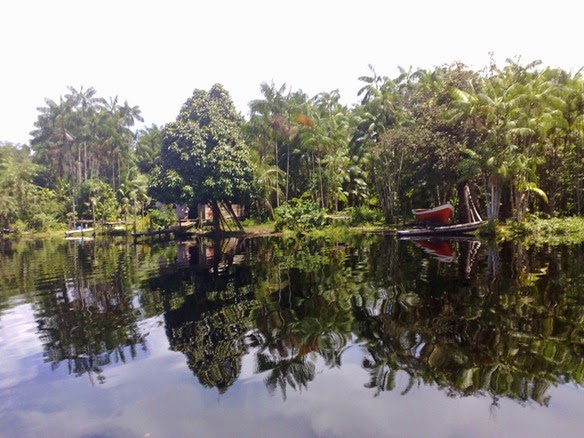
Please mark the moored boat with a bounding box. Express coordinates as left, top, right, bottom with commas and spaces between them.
396, 220, 487, 237
399, 186, 485, 237
412, 203, 454, 225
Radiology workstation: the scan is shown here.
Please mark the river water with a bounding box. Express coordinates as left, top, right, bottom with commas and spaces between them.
1, 234, 583, 437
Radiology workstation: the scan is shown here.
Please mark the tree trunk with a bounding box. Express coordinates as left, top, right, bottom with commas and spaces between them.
457, 183, 470, 224
210, 201, 221, 232
133, 199, 137, 233
275, 140, 280, 208
285, 143, 290, 202
71, 194, 77, 229
224, 201, 244, 231
91, 202, 96, 237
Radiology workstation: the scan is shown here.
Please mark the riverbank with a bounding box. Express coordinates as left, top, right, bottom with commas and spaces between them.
499, 216, 584, 246
4, 217, 583, 246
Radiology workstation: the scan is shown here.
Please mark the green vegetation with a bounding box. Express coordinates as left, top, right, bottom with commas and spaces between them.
274, 197, 327, 234
1, 58, 582, 237
149, 84, 254, 232
505, 216, 584, 245
147, 205, 177, 230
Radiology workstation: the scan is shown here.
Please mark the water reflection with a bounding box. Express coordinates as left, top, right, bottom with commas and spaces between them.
359, 238, 584, 406
1, 235, 584, 409
32, 239, 150, 384
410, 238, 456, 263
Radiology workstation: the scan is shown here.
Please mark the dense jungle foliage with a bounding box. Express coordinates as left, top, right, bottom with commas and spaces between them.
1, 58, 582, 233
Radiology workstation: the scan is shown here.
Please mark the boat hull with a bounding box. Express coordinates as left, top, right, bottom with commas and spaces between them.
396, 221, 487, 237
412, 203, 454, 225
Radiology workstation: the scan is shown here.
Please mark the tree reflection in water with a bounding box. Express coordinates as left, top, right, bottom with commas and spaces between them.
31, 239, 149, 384
160, 237, 256, 393
3, 235, 583, 405
357, 238, 584, 406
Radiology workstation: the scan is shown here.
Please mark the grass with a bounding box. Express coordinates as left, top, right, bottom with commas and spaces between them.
501, 216, 584, 246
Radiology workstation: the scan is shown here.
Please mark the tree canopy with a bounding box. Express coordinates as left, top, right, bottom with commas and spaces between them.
1, 58, 583, 233
150, 84, 255, 229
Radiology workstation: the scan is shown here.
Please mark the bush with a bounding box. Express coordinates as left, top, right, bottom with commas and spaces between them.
274, 198, 327, 234
28, 213, 60, 232
349, 205, 383, 225
148, 206, 176, 230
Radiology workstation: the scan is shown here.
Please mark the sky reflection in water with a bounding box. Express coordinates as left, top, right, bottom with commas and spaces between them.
1, 236, 584, 437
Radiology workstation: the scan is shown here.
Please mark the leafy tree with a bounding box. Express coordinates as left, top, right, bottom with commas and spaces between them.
150, 84, 254, 231
0, 142, 65, 231
30, 87, 143, 226
77, 179, 118, 222
0, 143, 31, 229
358, 64, 471, 222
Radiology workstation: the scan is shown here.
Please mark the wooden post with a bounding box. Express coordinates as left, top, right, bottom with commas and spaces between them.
463, 184, 483, 223
464, 185, 471, 223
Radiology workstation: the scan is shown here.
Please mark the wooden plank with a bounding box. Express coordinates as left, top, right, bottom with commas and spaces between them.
131, 222, 197, 238
65, 227, 95, 236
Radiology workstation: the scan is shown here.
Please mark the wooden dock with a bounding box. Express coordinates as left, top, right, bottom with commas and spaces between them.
65, 227, 95, 237
131, 222, 197, 240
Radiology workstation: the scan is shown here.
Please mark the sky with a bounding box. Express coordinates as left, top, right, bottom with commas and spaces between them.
1, 0, 582, 146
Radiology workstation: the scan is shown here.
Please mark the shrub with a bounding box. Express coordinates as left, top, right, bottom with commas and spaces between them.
349, 205, 383, 225
148, 206, 176, 230
506, 216, 584, 245
28, 213, 60, 232
274, 198, 327, 234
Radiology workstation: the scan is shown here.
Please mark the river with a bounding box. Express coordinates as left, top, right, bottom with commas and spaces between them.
1, 234, 583, 437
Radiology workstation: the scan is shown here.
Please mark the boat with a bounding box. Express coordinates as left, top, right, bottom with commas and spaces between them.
399, 187, 487, 236
412, 203, 454, 225
396, 220, 487, 237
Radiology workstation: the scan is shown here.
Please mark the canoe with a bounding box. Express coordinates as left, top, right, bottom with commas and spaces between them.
412, 203, 454, 225
396, 220, 487, 237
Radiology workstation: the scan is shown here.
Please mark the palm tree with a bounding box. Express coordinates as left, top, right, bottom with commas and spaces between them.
128, 174, 150, 231
249, 149, 284, 219
135, 125, 162, 174
248, 82, 288, 208
65, 86, 105, 183
248, 83, 310, 207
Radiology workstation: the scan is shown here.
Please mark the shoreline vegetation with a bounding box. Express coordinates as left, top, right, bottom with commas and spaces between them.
1, 59, 583, 242
4, 216, 584, 247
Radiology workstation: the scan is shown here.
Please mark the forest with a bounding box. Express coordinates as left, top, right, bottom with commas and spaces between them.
0, 58, 582, 234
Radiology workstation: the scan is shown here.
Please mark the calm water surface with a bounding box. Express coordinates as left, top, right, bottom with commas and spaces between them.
1, 234, 583, 437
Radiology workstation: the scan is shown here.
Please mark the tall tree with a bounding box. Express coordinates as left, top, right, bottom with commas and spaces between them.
30, 87, 142, 223
150, 84, 254, 231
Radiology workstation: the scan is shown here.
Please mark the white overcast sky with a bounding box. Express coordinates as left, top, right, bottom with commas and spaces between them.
1, 0, 582, 145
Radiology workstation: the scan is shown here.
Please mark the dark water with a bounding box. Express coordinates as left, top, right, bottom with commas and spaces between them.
1, 234, 583, 437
